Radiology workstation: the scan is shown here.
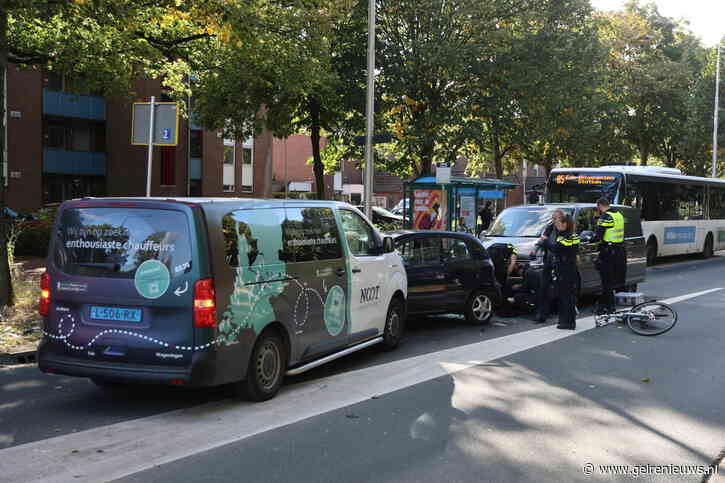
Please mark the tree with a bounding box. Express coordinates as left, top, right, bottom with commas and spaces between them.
599, 1, 696, 166
374, 0, 538, 178
192, 0, 366, 201
0, 0, 221, 307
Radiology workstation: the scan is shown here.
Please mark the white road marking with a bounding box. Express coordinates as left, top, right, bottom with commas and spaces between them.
0, 288, 720, 483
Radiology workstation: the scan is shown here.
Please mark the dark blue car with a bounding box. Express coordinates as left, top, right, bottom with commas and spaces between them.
389, 231, 502, 324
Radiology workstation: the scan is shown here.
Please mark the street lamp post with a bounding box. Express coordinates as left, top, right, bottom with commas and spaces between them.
363, 0, 376, 219
713, 43, 721, 178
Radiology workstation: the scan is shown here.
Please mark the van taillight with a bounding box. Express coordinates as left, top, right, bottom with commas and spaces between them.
193, 278, 216, 328
39, 272, 51, 317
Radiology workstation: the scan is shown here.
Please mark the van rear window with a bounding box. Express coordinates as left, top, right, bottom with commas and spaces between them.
54, 208, 192, 279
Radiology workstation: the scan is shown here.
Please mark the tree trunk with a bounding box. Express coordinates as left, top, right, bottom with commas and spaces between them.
492, 132, 504, 179
0, 5, 13, 308
309, 98, 326, 200
639, 142, 649, 166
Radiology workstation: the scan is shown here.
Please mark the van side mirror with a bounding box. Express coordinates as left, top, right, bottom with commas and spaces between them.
580, 230, 594, 243
383, 236, 395, 253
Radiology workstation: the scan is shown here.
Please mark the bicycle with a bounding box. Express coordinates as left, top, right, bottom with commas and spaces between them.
594, 301, 678, 336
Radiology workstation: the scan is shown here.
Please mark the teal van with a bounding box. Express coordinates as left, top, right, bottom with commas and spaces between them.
38, 198, 407, 401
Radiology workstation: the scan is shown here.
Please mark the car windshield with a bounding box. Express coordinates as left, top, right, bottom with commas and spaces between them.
487, 207, 572, 237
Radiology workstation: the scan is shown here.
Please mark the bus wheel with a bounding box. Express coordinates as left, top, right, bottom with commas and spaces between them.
646, 240, 657, 267
240, 331, 287, 402
701, 234, 714, 259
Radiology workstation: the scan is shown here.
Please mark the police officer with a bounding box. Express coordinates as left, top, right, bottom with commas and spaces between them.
542, 214, 580, 330
488, 243, 518, 316
591, 197, 626, 314
533, 209, 564, 323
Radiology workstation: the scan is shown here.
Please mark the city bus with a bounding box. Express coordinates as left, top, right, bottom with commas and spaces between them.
545, 165, 725, 265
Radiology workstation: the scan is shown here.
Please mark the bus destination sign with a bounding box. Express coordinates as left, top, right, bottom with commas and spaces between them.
555, 174, 617, 186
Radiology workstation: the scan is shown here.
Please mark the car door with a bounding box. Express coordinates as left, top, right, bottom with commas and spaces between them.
282, 207, 348, 356
338, 209, 389, 338
575, 207, 600, 291
396, 236, 446, 314
620, 207, 647, 285
441, 236, 476, 309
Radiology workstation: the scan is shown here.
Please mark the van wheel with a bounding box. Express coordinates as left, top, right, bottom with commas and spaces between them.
701, 234, 714, 259
646, 240, 657, 266
382, 298, 404, 350
465, 290, 494, 324
241, 332, 287, 402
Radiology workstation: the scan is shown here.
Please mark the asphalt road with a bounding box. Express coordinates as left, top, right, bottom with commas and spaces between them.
1, 254, 724, 482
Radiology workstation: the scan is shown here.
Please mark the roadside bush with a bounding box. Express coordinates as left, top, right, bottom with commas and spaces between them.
13, 207, 57, 258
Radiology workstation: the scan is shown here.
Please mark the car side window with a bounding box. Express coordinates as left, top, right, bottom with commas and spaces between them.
442, 237, 470, 262
396, 237, 442, 266
339, 210, 376, 257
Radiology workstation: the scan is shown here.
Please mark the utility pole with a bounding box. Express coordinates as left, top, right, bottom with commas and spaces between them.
713, 43, 721, 178
146, 96, 155, 196
363, 0, 376, 219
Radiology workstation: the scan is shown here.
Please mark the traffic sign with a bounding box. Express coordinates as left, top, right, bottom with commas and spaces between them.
132, 102, 179, 146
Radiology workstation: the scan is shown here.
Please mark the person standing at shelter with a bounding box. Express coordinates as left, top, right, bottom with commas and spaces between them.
543, 214, 580, 330
479, 201, 494, 233
533, 209, 564, 323
591, 198, 626, 314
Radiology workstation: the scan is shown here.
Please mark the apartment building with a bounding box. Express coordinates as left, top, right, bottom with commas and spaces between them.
3, 65, 269, 213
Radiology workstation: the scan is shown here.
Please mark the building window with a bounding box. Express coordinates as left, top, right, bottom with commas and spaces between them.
190, 130, 203, 158
161, 146, 175, 186
241, 139, 253, 192
43, 118, 105, 152
223, 139, 236, 192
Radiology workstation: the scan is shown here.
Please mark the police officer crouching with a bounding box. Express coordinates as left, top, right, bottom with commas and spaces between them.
541, 214, 580, 330
591, 198, 627, 315
488, 243, 518, 317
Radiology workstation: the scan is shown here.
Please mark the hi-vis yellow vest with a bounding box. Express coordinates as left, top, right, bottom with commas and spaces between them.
598, 210, 624, 243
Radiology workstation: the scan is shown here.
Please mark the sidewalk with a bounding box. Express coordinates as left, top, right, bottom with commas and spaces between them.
0, 257, 45, 364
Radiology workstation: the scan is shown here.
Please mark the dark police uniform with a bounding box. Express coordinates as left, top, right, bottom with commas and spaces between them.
488, 243, 518, 316
592, 209, 626, 313
544, 230, 580, 329
534, 223, 558, 322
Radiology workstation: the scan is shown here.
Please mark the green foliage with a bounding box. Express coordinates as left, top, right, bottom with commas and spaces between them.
13, 208, 58, 259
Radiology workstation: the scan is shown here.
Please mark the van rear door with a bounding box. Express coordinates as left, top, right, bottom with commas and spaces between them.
47, 201, 202, 369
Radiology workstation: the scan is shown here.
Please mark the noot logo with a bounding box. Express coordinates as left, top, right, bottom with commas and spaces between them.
324, 285, 346, 336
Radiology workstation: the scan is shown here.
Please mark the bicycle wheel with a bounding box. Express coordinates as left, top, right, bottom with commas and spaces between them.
627, 302, 677, 336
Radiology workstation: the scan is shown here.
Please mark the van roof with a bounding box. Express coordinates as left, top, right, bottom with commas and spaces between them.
72, 197, 354, 208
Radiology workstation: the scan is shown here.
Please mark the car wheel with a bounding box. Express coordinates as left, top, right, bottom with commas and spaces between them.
465, 290, 494, 324
239, 331, 287, 402
382, 298, 405, 350
646, 240, 657, 266
701, 234, 714, 259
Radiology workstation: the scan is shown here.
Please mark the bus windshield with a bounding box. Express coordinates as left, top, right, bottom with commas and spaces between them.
547, 172, 622, 203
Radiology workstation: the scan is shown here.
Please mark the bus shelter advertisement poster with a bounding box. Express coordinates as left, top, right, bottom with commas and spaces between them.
413, 189, 446, 230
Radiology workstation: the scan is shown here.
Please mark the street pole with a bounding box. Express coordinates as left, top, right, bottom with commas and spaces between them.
146, 96, 155, 197
713, 43, 721, 178
522, 158, 527, 205
363, 0, 376, 219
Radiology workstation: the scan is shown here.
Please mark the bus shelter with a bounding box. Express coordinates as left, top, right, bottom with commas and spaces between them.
402, 176, 517, 233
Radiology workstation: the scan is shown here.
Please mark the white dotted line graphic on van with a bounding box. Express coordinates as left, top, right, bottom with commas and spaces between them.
42, 278, 329, 352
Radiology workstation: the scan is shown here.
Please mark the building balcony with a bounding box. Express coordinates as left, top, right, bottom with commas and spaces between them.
43, 148, 106, 176
42, 89, 106, 120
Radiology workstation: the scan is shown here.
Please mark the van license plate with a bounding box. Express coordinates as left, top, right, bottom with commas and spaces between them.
90, 306, 142, 322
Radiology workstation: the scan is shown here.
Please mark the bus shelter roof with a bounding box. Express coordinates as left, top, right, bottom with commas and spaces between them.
404, 176, 518, 189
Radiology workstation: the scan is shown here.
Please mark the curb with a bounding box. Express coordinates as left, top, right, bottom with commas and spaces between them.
0, 347, 38, 366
